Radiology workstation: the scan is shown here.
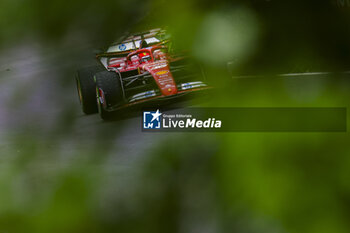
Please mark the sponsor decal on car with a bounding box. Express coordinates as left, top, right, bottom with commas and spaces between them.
98, 88, 107, 108
156, 70, 169, 75
130, 90, 156, 102
180, 81, 207, 90
118, 44, 127, 51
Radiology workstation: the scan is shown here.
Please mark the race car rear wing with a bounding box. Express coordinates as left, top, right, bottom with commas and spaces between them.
96, 40, 170, 59
120, 28, 167, 43
96, 28, 170, 69
96, 28, 169, 58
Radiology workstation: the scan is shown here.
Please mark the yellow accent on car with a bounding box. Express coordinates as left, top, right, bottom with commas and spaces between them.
156, 70, 168, 75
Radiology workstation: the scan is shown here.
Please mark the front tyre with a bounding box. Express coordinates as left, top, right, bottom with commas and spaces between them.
95, 71, 124, 120
76, 65, 105, 114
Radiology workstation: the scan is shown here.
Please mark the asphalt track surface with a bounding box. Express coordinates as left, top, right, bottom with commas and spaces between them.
0, 42, 182, 176
0, 41, 219, 184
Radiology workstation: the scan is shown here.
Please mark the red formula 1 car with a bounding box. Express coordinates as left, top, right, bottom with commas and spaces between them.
76, 28, 209, 119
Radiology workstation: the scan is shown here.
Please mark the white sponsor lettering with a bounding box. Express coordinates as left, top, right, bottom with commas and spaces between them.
163, 118, 221, 128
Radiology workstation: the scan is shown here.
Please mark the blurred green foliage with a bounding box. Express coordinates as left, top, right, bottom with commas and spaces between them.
1, 0, 350, 233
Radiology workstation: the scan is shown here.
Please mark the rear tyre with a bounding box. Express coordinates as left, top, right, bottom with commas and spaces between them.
95, 71, 124, 120
76, 65, 105, 114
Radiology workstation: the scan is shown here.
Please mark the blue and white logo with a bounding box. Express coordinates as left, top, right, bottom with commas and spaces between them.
143, 110, 162, 129
118, 44, 127, 51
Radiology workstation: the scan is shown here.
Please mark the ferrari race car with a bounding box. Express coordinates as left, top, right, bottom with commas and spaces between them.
76, 28, 209, 119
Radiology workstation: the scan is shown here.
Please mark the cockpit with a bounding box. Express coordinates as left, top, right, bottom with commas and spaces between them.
126, 46, 168, 66
139, 52, 152, 63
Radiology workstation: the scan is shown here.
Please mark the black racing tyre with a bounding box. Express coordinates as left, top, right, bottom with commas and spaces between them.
95, 71, 124, 120
76, 65, 105, 114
